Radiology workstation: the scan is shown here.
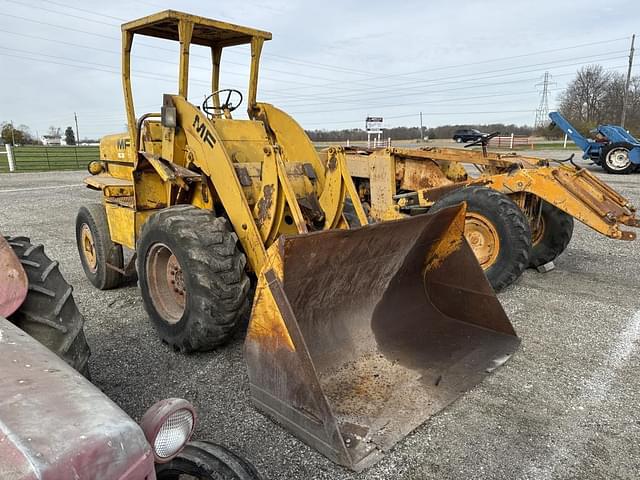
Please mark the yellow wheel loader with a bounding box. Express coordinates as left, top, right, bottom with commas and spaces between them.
76, 11, 519, 471
345, 141, 639, 291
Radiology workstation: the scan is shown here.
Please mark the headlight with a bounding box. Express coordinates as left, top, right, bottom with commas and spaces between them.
140, 398, 196, 463
87, 161, 103, 175
153, 408, 194, 458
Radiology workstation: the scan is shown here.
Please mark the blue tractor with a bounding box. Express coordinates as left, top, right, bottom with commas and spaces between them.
549, 111, 640, 174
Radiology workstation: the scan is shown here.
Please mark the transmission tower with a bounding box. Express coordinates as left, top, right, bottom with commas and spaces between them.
534, 71, 554, 129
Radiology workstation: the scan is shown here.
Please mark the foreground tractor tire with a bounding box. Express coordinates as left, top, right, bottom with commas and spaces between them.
76, 203, 124, 290
430, 186, 532, 291
137, 206, 250, 352
155, 441, 262, 480
600, 142, 635, 174
5, 236, 91, 376
529, 202, 574, 268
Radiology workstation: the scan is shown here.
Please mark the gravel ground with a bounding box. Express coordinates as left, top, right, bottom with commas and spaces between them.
1, 151, 639, 479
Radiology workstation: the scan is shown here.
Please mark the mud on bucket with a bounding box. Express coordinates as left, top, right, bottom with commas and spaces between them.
244, 203, 520, 471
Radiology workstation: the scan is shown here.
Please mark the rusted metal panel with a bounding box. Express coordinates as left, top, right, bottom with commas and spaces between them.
397, 158, 453, 191
245, 205, 519, 471
0, 318, 155, 479
0, 236, 27, 318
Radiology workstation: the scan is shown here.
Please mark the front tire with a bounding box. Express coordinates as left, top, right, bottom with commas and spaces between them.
430, 186, 532, 291
6, 236, 91, 376
137, 206, 250, 352
76, 203, 124, 289
600, 142, 635, 174
155, 441, 262, 480
529, 202, 574, 267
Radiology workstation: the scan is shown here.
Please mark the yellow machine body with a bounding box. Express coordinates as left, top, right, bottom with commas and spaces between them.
84, 11, 519, 470
347, 146, 639, 241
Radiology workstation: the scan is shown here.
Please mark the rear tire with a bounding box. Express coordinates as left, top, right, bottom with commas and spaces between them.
155, 441, 262, 480
529, 202, 574, 268
5, 236, 91, 376
600, 142, 635, 174
76, 203, 124, 289
430, 186, 532, 291
137, 206, 250, 352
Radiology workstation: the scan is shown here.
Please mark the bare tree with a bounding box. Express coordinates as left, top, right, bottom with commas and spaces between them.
559, 65, 611, 125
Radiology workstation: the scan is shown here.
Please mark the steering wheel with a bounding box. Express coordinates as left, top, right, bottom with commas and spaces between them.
464, 131, 500, 148
202, 89, 243, 115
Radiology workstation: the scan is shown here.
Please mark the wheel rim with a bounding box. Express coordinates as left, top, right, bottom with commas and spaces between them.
464, 213, 500, 269
606, 147, 630, 170
146, 243, 186, 324
80, 224, 98, 273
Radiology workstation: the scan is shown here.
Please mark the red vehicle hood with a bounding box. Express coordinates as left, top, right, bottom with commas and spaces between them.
0, 318, 155, 480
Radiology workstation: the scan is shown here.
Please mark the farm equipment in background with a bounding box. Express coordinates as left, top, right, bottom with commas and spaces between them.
345, 142, 639, 290
549, 111, 640, 174
76, 10, 520, 471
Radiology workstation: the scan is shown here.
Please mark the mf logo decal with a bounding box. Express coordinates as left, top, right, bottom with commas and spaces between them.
116, 138, 131, 150
193, 115, 216, 148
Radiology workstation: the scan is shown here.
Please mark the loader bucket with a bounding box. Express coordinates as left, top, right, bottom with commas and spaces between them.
244, 204, 520, 471
0, 236, 28, 318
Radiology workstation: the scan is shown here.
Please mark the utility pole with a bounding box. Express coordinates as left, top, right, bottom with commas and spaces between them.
620, 34, 635, 128
10, 120, 16, 146
74, 112, 80, 145
420, 111, 424, 141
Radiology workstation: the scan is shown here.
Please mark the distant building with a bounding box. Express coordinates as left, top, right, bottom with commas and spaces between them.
41, 135, 63, 146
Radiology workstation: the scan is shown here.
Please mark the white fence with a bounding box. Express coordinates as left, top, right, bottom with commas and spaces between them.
488, 134, 531, 149
0, 144, 15, 172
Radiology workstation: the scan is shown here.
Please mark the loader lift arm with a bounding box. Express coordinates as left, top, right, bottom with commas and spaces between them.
394, 151, 639, 240
346, 146, 639, 290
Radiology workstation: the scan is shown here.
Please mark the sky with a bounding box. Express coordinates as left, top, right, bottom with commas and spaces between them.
0, 0, 638, 140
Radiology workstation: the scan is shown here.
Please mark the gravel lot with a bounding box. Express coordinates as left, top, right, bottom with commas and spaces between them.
1, 151, 639, 479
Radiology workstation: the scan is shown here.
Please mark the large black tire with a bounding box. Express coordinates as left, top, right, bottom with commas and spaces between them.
600, 142, 635, 174
155, 441, 262, 480
76, 203, 124, 290
137, 206, 250, 352
5, 236, 91, 376
430, 186, 532, 291
529, 202, 574, 268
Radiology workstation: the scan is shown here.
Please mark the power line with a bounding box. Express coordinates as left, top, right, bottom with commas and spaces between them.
0, 28, 331, 89
270, 51, 631, 105
264, 37, 633, 94
4, 23, 630, 111
277, 54, 632, 111
3, 2, 377, 78
5, 1, 634, 88
3, 3, 634, 106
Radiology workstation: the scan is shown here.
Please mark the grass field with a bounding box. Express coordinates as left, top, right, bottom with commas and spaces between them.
0, 146, 99, 173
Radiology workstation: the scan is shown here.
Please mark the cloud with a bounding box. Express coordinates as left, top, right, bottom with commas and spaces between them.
0, 0, 637, 137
